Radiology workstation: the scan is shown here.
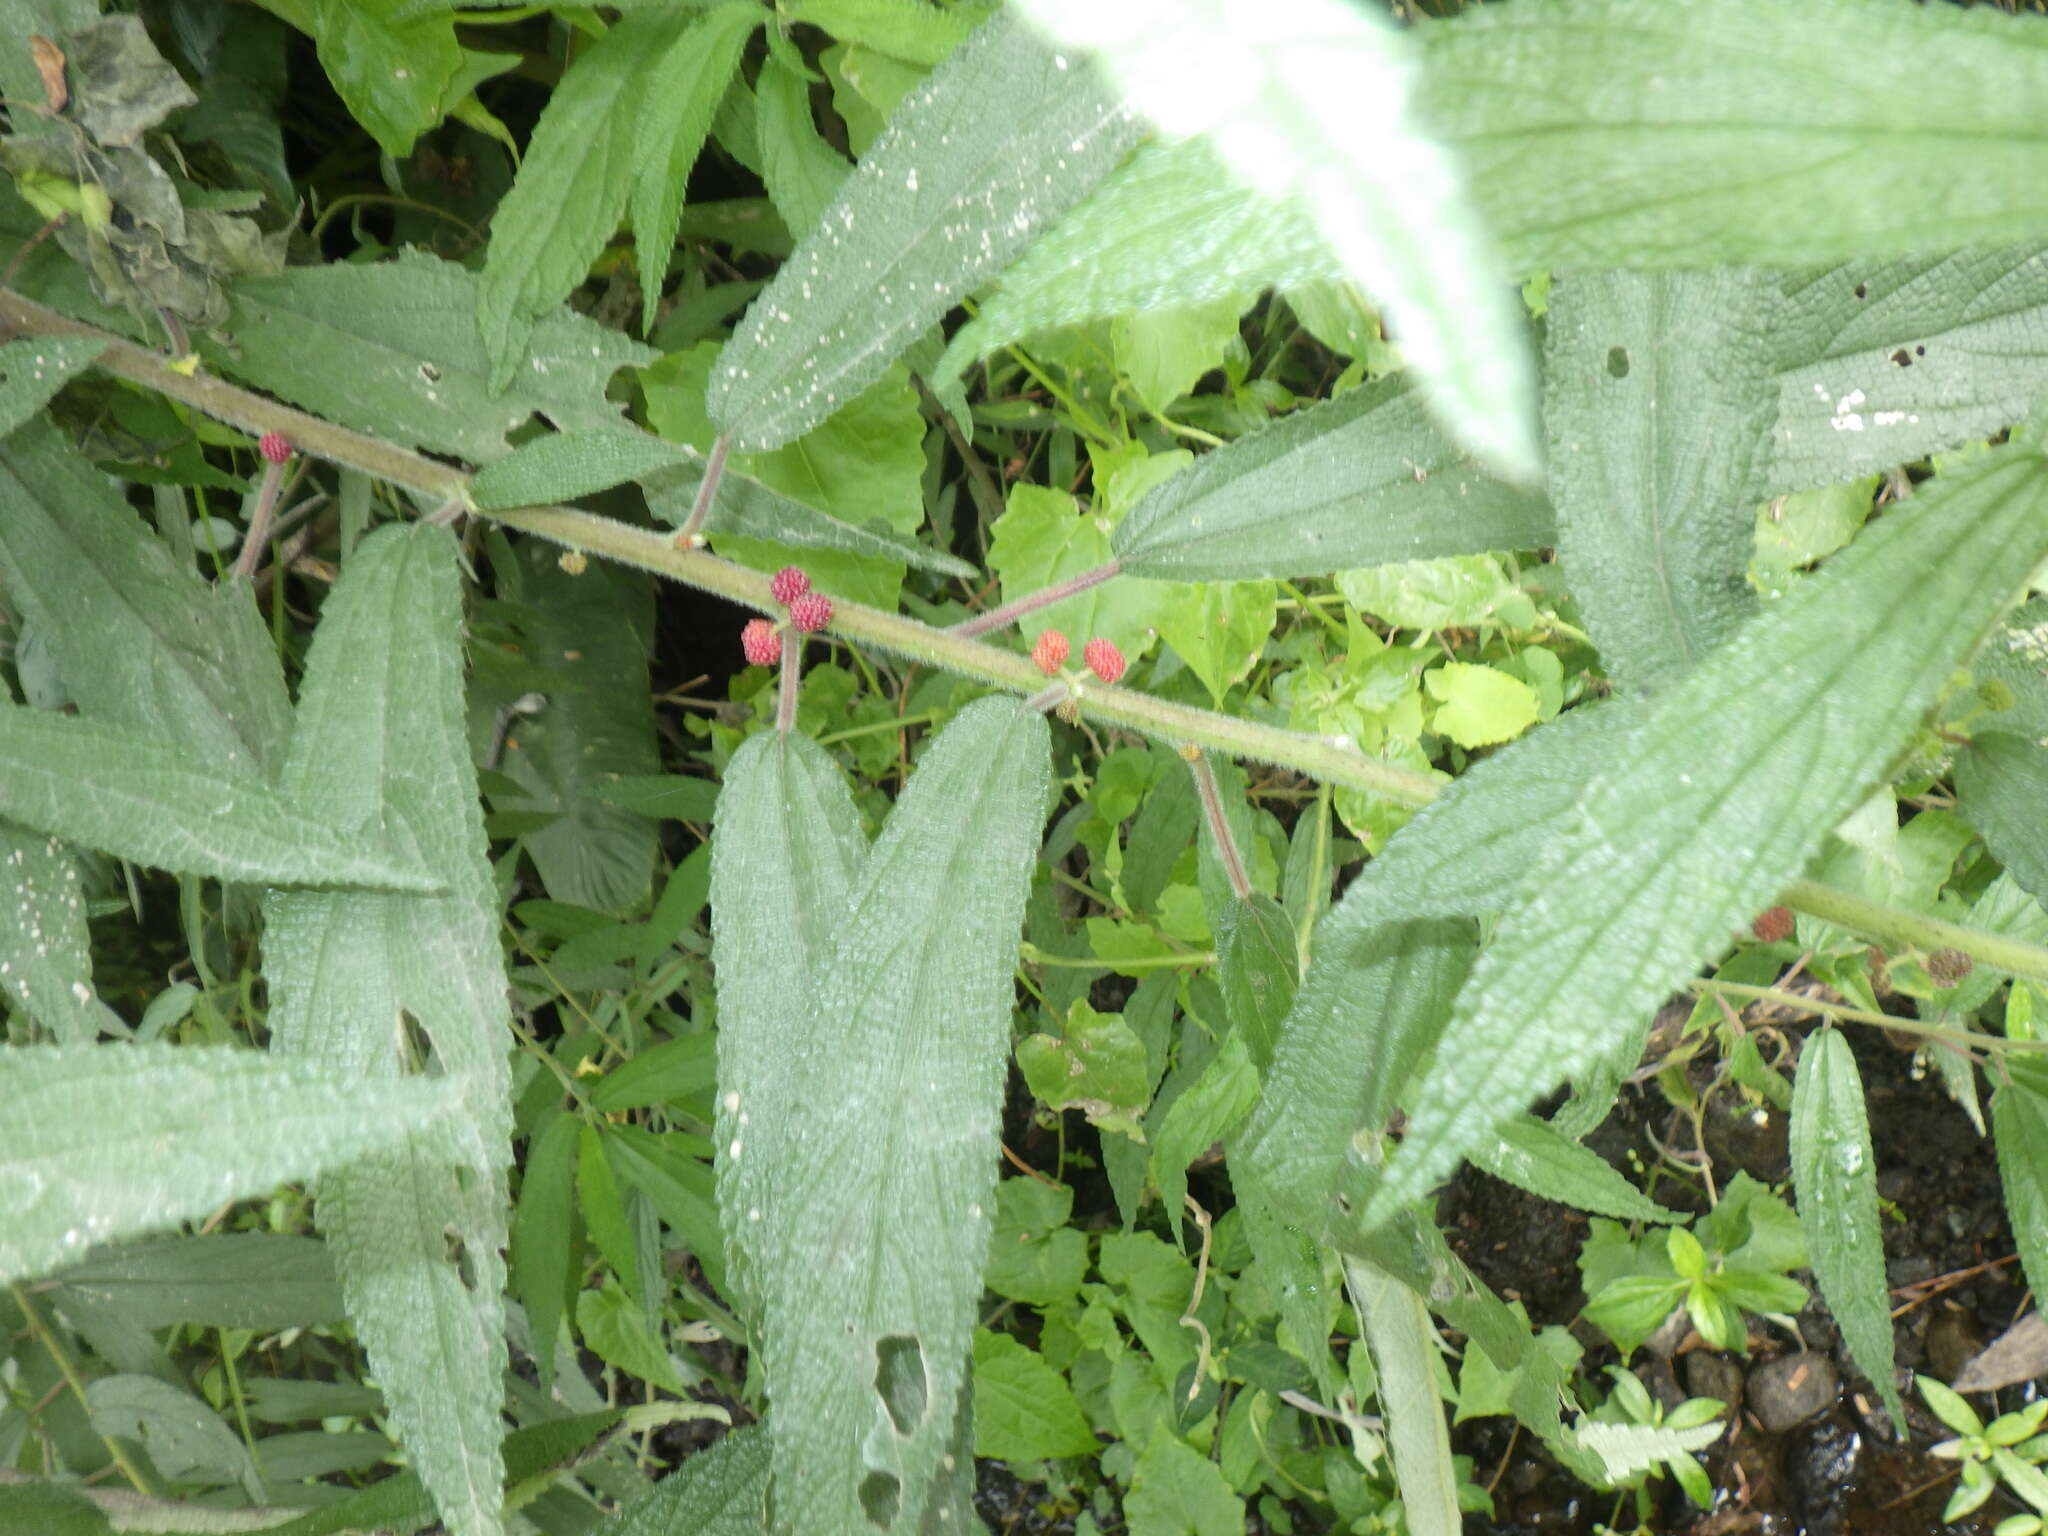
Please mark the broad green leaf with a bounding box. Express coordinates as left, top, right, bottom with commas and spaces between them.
263, 524, 514, 1536
54, 1234, 342, 1330
1010, 0, 1537, 482
787, 0, 983, 65
1789, 1028, 1904, 1431
971, 1330, 1098, 1460
1424, 662, 1538, 750
476, 537, 660, 915
1367, 439, 2048, 1231
589, 1034, 717, 1113
1543, 269, 1775, 691
0, 0, 93, 127
1111, 374, 1553, 583
86, 1374, 257, 1493
1215, 891, 1297, 1072
1124, 1430, 1246, 1536
1994, 1060, 2048, 1323
756, 52, 849, 240
983, 1177, 1088, 1308
596, 1423, 770, 1536
0, 417, 291, 776
0, 705, 440, 890
218, 251, 653, 465
0, 335, 102, 438
708, 727, 866, 1316
935, 136, 1340, 383
708, 12, 1138, 450
477, 9, 686, 386
577, 1281, 687, 1393
578, 1126, 643, 1307
179, 13, 295, 209
0, 825, 119, 1044
595, 774, 722, 823
631, 4, 762, 335
248, 0, 459, 156
1344, 1254, 1461, 1536
1419, 0, 2048, 272
987, 484, 1173, 662
1751, 477, 1878, 594
469, 431, 696, 511
1475, 1116, 1682, 1226
0, 1484, 108, 1536
0, 1044, 459, 1285
744, 699, 1049, 1536
1017, 1000, 1151, 1140
512, 1112, 580, 1391
1150, 1031, 1259, 1244
603, 1126, 724, 1299
1763, 251, 2048, 498
1113, 293, 1252, 417
1153, 580, 1278, 707
1956, 733, 2048, 905
1336, 553, 1523, 633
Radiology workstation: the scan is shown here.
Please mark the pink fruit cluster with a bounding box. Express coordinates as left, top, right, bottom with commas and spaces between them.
1028, 629, 1126, 685
741, 567, 834, 665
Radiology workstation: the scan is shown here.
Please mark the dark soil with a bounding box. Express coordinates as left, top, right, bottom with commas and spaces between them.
1447, 1023, 2037, 1536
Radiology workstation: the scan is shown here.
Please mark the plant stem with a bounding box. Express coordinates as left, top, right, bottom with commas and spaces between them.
775, 627, 799, 736
7, 1283, 169, 1498
950, 560, 1122, 638
674, 434, 730, 546
12, 290, 2048, 992
1693, 977, 2048, 1056
1186, 747, 1252, 902
230, 459, 287, 584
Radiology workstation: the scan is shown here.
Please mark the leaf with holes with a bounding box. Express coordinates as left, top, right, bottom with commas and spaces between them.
1365, 438, 2048, 1233
708, 12, 1138, 451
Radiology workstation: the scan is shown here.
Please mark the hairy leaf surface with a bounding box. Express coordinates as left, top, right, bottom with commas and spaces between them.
1544, 269, 1775, 692
1994, 1059, 2048, 1325
1111, 375, 1553, 582
0, 1044, 458, 1285
1419, 0, 2048, 271
1368, 441, 2048, 1230
263, 525, 513, 1536
1345, 1255, 1461, 1536
1955, 733, 2048, 907
598, 1423, 770, 1536
1476, 1115, 1682, 1226
708, 12, 1137, 450
53, 1234, 343, 1330
0, 824, 119, 1044
1789, 1028, 1904, 1430
740, 699, 1049, 1535
0, 335, 103, 437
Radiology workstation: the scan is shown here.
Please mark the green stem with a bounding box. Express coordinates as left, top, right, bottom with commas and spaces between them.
1186, 748, 1252, 902
11, 291, 2048, 992
1020, 943, 1214, 970
7, 1283, 169, 1498
1694, 978, 2048, 1056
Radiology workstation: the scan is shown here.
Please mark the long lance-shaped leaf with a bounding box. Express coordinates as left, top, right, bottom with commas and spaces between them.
1364, 437, 2048, 1231
0, 335, 103, 438
597, 1423, 771, 1536
0, 1044, 460, 1285
1343, 1255, 1461, 1536
1789, 1028, 1905, 1431
1762, 249, 2048, 499
0, 416, 290, 778
933, 135, 1342, 384
1111, 373, 1552, 583
707, 13, 1138, 451
1994, 1060, 2048, 1324
0, 705, 440, 891
707, 729, 866, 1319
1009, 0, 1539, 484
745, 698, 1049, 1535
1418, 0, 2048, 273
1544, 269, 1776, 693
263, 524, 514, 1536
0, 825, 121, 1044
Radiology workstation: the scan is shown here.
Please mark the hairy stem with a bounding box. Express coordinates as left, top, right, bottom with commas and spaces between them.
950, 560, 1121, 638
230, 459, 288, 584
8, 1283, 169, 1499
1694, 977, 2048, 1056
1186, 747, 1252, 902
1781, 877, 2048, 990
776, 627, 800, 736
674, 433, 730, 546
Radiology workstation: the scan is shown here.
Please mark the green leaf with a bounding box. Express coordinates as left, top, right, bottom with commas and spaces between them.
511, 1112, 580, 1390
1763, 252, 2048, 498
1419, 0, 2048, 272
1112, 293, 1251, 417
262, 524, 514, 1536
972, 1330, 1098, 1460
0, 416, 291, 776
0, 1483, 110, 1536
478, 538, 660, 915
1017, 1000, 1151, 1141
1336, 553, 1523, 633
576, 1280, 687, 1393
1215, 892, 1297, 1072
984, 1177, 1089, 1309
594, 774, 722, 823
1009, 0, 1538, 483
987, 484, 1172, 662
1153, 580, 1278, 707
1150, 1031, 1259, 1242
477, 9, 686, 386
0, 1044, 459, 1285
595, 1423, 770, 1536
1111, 374, 1552, 583
469, 431, 696, 511
935, 136, 1341, 383
1123, 1429, 1246, 1536
786, 0, 982, 66
1994, 1060, 2048, 1326
1424, 662, 1539, 749
578, 1125, 643, 1307
1344, 1255, 1461, 1536
602, 1127, 725, 1298
1789, 1030, 1904, 1430
0, 824, 119, 1044
0, 335, 102, 438
1956, 733, 2048, 906
589, 1034, 717, 1113
52, 1234, 342, 1330
219, 250, 653, 465
1476, 1116, 1683, 1226
756, 52, 849, 240
1574, 1419, 1724, 1488
1365, 438, 2048, 1232
86, 1374, 257, 1492
0, 705, 441, 890
631, 4, 761, 335
1543, 268, 1775, 691
737, 699, 1049, 1536
708, 727, 866, 1315
707, 13, 1138, 451
248, 0, 459, 156
1582, 1275, 1684, 1359
1752, 477, 1878, 593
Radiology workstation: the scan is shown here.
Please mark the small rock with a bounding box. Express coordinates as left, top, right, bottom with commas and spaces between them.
1749, 1352, 1840, 1432
1786, 1413, 1862, 1536
1925, 1303, 1987, 1384
1684, 1351, 1745, 1416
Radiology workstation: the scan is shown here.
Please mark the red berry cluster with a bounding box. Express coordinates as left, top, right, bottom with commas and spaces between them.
740, 567, 834, 665
1028, 629, 1126, 685
258, 431, 294, 465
